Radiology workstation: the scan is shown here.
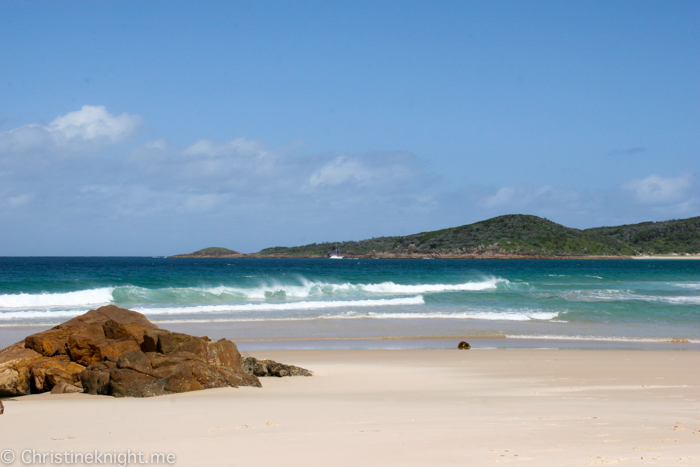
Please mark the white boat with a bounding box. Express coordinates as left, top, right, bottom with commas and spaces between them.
328, 245, 344, 259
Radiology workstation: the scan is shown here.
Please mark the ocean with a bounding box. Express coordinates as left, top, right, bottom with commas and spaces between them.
1, 257, 699, 349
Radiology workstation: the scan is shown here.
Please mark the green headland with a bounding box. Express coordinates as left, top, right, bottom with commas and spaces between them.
172, 214, 700, 259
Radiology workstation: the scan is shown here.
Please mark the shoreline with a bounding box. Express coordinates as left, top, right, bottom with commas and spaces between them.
170, 254, 700, 260
171, 253, 638, 259
2, 327, 699, 352
2, 349, 699, 466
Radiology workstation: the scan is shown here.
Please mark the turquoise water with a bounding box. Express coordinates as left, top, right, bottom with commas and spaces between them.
1, 258, 699, 346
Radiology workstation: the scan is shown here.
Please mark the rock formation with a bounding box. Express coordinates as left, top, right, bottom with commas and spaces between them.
242, 357, 313, 377
0, 305, 310, 398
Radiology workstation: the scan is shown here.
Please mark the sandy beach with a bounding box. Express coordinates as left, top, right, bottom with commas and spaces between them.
1, 349, 698, 466
631, 256, 700, 260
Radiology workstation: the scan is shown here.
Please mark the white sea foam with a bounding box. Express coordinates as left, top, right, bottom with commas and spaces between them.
654, 295, 700, 305
133, 296, 426, 315
0, 296, 426, 320
185, 277, 507, 298
330, 310, 560, 321
563, 289, 700, 305
360, 278, 507, 294
0, 288, 114, 309
506, 334, 700, 344
153, 309, 560, 324
0, 277, 506, 311
0, 309, 94, 320
670, 282, 700, 290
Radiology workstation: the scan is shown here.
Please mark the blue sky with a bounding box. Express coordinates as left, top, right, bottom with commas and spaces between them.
1, 1, 698, 255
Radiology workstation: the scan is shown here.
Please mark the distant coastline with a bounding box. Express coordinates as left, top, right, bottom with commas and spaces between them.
170, 252, 635, 260
171, 214, 700, 259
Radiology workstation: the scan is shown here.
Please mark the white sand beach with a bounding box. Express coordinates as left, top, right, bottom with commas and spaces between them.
632, 255, 700, 260
1, 349, 699, 466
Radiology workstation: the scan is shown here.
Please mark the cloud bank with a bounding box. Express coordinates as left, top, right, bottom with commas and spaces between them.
0, 105, 697, 255
622, 174, 696, 206
0, 105, 143, 157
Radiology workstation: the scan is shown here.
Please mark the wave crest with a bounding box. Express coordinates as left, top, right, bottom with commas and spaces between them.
0, 288, 114, 309
0, 277, 507, 309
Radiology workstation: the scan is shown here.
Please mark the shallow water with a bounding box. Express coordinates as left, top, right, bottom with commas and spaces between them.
1, 257, 699, 347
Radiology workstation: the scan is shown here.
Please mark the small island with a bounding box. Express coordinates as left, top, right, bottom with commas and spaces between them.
170, 247, 247, 258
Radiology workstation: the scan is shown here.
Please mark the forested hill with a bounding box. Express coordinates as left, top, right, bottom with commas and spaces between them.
173, 214, 700, 258
258, 215, 636, 257
585, 216, 700, 254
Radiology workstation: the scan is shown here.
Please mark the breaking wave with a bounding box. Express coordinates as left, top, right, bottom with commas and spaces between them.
562, 289, 700, 305
0, 288, 114, 309
0, 277, 507, 309
154, 309, 560, 323
0, 296, 425, 320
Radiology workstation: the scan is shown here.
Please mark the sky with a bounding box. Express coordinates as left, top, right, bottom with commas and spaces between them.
1, 1, 698, 255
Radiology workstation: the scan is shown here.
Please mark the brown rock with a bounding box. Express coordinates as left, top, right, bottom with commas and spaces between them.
30, 359, 85, 392
108, 350, 262, 396
157, 332, 195, 354
63, 383, 83, 393
242, 357, 312, 377
3, 306, 305, 398
457, 341, 471, 349
25, 305, 158, 359
100, 340, 141, 362
69, 305, 158, 330
109, 368, 167, 398
203, 339, 242, 369
24, 329, 71, 357
0, 342, 43, 396
116, 350, 152, 374
65, 325, 140, 366
163, 373, 206, 393
140, 329, 170, 352
103, 319, 150, 345
50, 381, 68, 394
45, 367, 77, 389
51, 382, 83, 394
219, 366, 262, 388
66, 330, 105, 366
80, 363, 113, 395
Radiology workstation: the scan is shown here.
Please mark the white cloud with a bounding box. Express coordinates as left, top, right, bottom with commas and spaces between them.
48, 105, 142, 143
480, 184, 583, 209
481, 186, 517, 208
621, 173, 696, 205
0, 105, 143, 156
308, 157, 374, 187
306, 152, 426, 191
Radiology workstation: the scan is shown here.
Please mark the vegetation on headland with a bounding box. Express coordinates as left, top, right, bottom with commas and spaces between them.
257, 215, 635, 258
171, 247, 240, 258
586, 216, 700, 255
171, 215, 700, 258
